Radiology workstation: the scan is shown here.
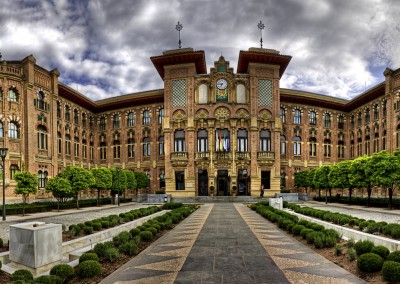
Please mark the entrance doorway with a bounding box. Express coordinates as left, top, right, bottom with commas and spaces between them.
217, 170, 229, 196
261, 171, 270, 190
198, 170, 208, 196
237, 169, 249, 196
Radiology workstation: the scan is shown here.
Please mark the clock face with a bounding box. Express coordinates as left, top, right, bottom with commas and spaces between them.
216, 78, 228, 90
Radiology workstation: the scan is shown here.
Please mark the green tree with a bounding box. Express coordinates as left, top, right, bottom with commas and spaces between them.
124, 170, 137, 200
306, 168, 317, 196
349, 155, 373, 206
91, 167, 112, 206
369, 151, 400, 209
313, 165, 331, 202
135, 172, 149, 190
111, 168, 127, 205
45, 176, 73, 211
294, 171, 308, 192
14, 171, 38, 216
59, 166, 95, 209
329, 160, 354, 203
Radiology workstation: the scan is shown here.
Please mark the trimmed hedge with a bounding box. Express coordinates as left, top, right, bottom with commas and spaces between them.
79, 260, 102, 278
354, 240, 374, 256
12, 269, 34, 282
34, 275, 64, 284
382, 261, 400, 282
79, 252, 99, 264
357, 253, 383, 272
50, 264, 75, 280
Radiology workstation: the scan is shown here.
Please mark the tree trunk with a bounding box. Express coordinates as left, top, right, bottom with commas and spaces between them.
367, 186, 372, 207
76, 192, 79, 209
318, 189, 321, 199
349, 188, 353, 204
389, 186, 393, 209
97, 189, 100, 207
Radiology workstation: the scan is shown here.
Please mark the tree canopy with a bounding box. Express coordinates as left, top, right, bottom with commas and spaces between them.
14, 171, 38, 216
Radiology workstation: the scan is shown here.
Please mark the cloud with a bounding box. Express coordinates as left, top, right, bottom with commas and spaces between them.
0, 0, 399, 101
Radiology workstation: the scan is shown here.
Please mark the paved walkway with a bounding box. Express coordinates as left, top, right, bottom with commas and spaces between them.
101, 204, 365, 284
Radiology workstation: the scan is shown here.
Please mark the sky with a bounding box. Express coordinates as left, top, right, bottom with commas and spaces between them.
0, 0, 399, 101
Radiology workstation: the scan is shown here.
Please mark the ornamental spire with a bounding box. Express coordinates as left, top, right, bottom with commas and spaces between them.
175, 21, 183, 48
257, 20, 265, 48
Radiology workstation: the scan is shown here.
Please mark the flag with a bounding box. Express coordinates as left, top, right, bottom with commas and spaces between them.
223, 131, 226, 151
219, 130, 223, 151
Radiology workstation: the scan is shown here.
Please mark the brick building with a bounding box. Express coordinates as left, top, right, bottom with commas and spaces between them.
1, 47, 400, 198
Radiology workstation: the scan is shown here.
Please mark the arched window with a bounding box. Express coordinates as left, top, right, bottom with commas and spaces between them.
38, 171, 48, 188
158, 136, 164, 156
65, 106, 70, 121
365, 135, 370, 156
127, 112, 134, 127
350, 132, 355, 158
294, 109, 301, 124
237, 129, 248, 152
365, 108, 370, 124
338, 115, 344, 129
309, 137, 317, 157
350, 115, 355, 129
357, 112, 362, 127
37, 125, 48, 150
113, 140, 121, 159
82, 113, 87, 127
143, 137, 151, 156
57, 102, 61, 119
57, 132, 62, 154
199, 84, 208, 104
357, 136, 362, 157
65, 134, 71, 155
280, 108, 286, 123
236, 84, 246, 104
158, 108, 164, 124
280, 172, 286, 187
82, 139, 87, 159
259, 129, 271, 152
159, 170, 166, 189
197, 129, 208, 152
0, 89, 3, 100
383, 100, 387, 117
174, 130, 185, 152
309, 111, 316, 125
324, 113, 331, 128
280, 135, 286, 155
10, 164, 19, 180
90, 141, 94, 160
0, 121, 3, 138
113, 114, 120, 129
74, 137, 79, 157
374, 104, 379, 120
395, 126, 400, 149
100, 141, 107, 160
373, 133, 379, 153
143, 110, 150, 125
324, 139, 331, 157
99, 117, 106, 131
338, 141, 345, 159
128, 138, 135, 158
8, 88, 18, 102
74, 109, 79, 124
383, 129, 387, 150
37, 91, 45, 110
293, 136, 301, 156
9, 121, 19, 139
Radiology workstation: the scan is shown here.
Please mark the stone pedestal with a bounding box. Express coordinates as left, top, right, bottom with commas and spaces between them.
9, 221, 62, 274
269, 197, 283, 210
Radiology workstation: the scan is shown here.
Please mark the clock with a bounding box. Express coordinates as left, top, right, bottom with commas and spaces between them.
216, 78, 228, 90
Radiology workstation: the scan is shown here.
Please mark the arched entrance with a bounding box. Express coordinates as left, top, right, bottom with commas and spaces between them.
217, 170, 229, 196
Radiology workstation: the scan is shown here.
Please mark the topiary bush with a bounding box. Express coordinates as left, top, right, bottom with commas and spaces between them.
313, 235, 325, 249
101, 220, 110, 228
324, 235, 337, 248
113, 231, 131, 246
335, 245, 342, 256
354, 240, 374, 256
347, 248, 357, 261
139, 230, 154, 241
92, 222, 102, 231
0, 237, 3, 248
50, 264, 75, 281
94, 241, 114, 258
146, 226, 158, 236
387, 250, 400, 263
370, 245, 390, 260
130, 227, 141, 237
104, 247, 120, 262
292, 224, 306, 236
119, 240, 139, 256
79, 260, 102, 278
357, 253, 383, 272
382, 261, 400, 282
79, 252, 99, 264
83, 225, 93, 235
34, 275, 64, 284
12, 269, 34, 282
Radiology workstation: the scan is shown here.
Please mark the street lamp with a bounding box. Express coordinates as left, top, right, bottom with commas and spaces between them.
0, 147, 8, 221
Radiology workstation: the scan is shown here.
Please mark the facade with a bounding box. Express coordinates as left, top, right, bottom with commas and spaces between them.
1, 47, 400, 198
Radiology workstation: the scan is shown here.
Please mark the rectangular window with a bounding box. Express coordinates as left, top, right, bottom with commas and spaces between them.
175, 171, 185, 190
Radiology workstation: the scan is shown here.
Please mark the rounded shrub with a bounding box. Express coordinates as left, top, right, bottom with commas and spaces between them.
357, 253, 383, 272
130, 228, 141, 237
324, 235, 337, 248
34, 275, 64, 284
323, 229, 340, 240
370, 246, 390, 260
94, 241, 114, 258
92, 222, 102, 231
310, 223, 324, 232
354, 240, 374, 256
292, 225, 306, 236
146, 226, 158, 236
50, 264, 75, 280
83, 226, 93, 235
12, 269, 34, 282
348, 218, 360, 227
391, 226, 400, 239
358, 221, 369, 231
163, 219, 174, 229
79, 260, 102, 278
101, 220, 110, 228
113, 231, 131, 246
119, 240, 139, 256
382, 261, 400, 282
0, 237, 4, 247
84, 221, 93, 227
139, 230, 154, 241
387, 250, 400, 263
0, 260, 2, 269
300, 228, 314, 240
104, 247, 120, 262
314, 235, 325, 249
79, 252, 99, 264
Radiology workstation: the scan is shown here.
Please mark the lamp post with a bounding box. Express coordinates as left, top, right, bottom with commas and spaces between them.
0, 147, 8, 221
324, 167, 329, 204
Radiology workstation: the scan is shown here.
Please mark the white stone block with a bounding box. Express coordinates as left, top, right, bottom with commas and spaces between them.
269, 198, 283, 210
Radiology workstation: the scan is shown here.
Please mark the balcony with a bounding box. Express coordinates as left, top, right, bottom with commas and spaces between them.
214, 151, 232, 160
236, 151, 250, 160
257, 151, 275, 166
195, 151, 210, 160
170, 152, 188, 167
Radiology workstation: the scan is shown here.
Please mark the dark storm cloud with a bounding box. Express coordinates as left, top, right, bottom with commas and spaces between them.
0, 0, 399, 100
